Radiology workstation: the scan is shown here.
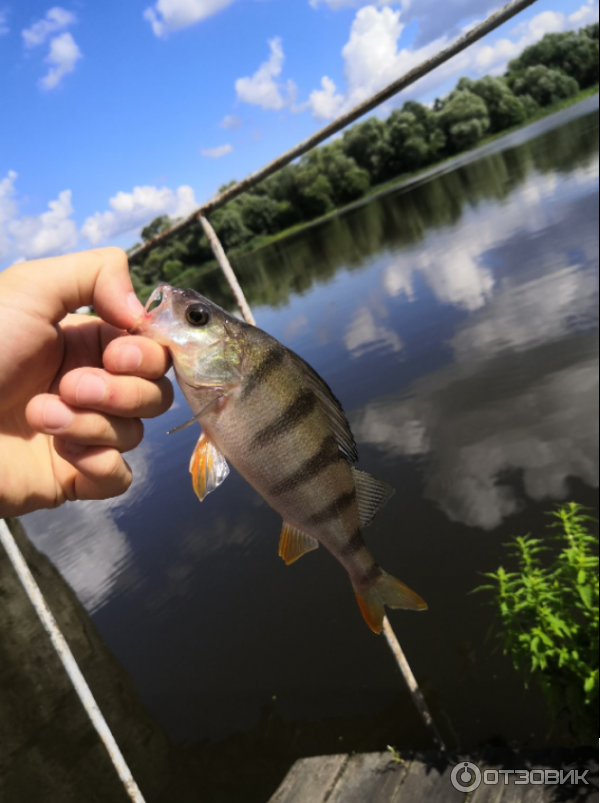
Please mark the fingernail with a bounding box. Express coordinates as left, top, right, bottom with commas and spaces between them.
127, 292, 145, 317
76, 374, 106, 406
116, 344, 142, 373
43, 400, 73, 431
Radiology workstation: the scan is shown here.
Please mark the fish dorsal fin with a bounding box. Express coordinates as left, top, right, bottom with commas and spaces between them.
279, 523, 319, 566
290, 353, 358, 464
189, 434, 230, 502
352, 468, 395, 528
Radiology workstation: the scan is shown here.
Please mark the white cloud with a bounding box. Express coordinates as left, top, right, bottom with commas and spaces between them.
22, 6, 76, 48
0, 10, 9, 36
144, 0, 237, 37
9, 189, 78, 261
201, 143, 234, 158
0, 171, 18, 261
235, 37, 297, 111
309, 76, 346, 120
310, 0, 395, 7
220, 114, 242, 130
308, 2, 599, 120
0, 171, 79, 264
81, 184, 197, 246
40, 32, 82, 89
568, 0, 600, 26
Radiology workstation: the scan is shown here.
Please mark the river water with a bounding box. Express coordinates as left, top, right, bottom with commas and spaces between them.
23, 97, 599, 771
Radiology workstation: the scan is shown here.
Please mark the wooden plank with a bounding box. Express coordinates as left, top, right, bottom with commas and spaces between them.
268, 754, 347, 803
396, 753, 466, 803
327, 752, 411, 803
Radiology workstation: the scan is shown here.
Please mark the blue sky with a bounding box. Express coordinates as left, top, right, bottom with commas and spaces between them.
0, 0, 597, 269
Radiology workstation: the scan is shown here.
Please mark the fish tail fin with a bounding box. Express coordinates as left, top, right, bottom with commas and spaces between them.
354, 570, 428, 635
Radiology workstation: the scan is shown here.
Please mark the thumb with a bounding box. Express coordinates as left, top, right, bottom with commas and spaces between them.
4, 247, 145, 330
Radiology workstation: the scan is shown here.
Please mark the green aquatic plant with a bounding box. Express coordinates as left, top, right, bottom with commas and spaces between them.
476, 503, 599, 745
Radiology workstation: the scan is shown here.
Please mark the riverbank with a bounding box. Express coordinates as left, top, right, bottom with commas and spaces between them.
165, 87, 599, 296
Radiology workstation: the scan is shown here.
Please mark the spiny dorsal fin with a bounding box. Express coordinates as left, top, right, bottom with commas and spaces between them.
279, 523, 319, 566
352, 468, 395, 528
189, 434, 230, 502
290, 352, 358, 464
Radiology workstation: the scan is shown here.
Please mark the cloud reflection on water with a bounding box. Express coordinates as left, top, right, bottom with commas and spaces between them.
356, 205, 599, 530
22, 444, 152, 613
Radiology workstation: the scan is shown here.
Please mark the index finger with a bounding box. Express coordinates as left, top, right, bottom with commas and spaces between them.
3, 247, 144, 331
103, 335, 172, 380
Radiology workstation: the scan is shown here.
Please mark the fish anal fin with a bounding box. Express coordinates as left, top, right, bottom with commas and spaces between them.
353, 468, 395, 529
189, 434, 230, 502
279, 523, 319, 566
354, 571, 427, 634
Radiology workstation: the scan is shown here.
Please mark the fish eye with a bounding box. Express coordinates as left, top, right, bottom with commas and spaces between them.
186, 305, 210, 327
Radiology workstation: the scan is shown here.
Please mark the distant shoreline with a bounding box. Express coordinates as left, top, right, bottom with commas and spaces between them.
164, 87, 599, 296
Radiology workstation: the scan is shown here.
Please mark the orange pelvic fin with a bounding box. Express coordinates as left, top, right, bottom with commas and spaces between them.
279, 522, 319, 566
189, 434, 230, 502
355, 571, 428, 634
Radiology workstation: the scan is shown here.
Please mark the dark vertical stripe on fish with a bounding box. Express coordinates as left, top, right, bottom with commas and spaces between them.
339, 527, 366, 558
241, 347, 286, 401
306, 489, 358, 526
361, 564, 383, 585
252, 390, 318, 448
271, 435, 343, 496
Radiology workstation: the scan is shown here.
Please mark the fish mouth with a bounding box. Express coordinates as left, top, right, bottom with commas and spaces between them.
129, 284, 173, 335
145, 283, 173, 314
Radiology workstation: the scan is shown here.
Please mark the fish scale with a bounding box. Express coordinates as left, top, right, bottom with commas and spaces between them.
133, 284, 428, 634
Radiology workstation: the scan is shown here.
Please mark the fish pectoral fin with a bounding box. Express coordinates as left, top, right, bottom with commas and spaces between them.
279, 523, 319, 566
189, 434, 230, 502
352, 468, 396, 529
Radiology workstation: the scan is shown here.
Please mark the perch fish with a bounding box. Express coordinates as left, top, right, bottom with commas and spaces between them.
133, 284, 427, 633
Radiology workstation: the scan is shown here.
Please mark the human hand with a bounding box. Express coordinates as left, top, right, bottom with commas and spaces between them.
0, 248, 173, 518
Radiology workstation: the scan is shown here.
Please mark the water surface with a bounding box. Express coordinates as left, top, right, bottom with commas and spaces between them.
24, 98, 599, 766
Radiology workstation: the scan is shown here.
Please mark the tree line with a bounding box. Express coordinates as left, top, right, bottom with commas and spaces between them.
177, 112, 598, 312
129, 24, 599, 296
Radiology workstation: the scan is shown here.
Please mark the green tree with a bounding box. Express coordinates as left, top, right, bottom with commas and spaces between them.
583, 22, 599, 41
402, 101, 446, 159
458, 76, 527, 133
240, 194, 281, 235
295, 171, 335, 219
520, 94, 541, 119
342, 116, 393, 183
437, 89, 491, 152
211, 207, 252, 249
509, 30, 599, 88
386, 110, 430, 176
302, 144, 370, 206
141, 215, 172, 243
511, 65, 580, 107
163, 259, 184, 282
